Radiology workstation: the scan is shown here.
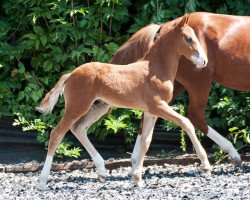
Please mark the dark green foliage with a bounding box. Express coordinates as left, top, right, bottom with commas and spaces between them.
0, 0, 249, 158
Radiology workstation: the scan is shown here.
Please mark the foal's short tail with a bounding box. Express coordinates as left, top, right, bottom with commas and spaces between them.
37, 73, 71, 114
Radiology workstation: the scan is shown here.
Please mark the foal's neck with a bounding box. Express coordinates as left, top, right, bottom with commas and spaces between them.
144, 34, 180, 80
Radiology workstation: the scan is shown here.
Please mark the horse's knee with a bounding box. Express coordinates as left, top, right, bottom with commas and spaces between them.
179, 117, 195, 134
70, 122, 81, 133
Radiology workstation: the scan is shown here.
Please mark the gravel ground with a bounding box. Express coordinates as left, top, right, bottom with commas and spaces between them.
0, 162, 249, 200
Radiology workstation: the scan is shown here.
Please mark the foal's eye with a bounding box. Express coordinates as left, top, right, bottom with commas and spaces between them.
185, 36, 193, 43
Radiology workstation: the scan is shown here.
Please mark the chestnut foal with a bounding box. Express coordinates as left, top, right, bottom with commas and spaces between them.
37, 14, 210, 190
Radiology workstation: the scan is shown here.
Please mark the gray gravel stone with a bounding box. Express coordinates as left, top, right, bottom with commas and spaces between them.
0, 162, 249, 199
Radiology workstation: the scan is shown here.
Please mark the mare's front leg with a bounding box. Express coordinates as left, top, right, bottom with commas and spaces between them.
130, 112, 157, 186
187, 85, 241, 166
70, 101, 110, 181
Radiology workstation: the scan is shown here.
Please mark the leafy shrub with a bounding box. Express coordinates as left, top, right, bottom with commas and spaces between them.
0, 0, 249, 158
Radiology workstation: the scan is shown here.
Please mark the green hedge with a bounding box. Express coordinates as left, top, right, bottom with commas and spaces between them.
0, 0, 249, 157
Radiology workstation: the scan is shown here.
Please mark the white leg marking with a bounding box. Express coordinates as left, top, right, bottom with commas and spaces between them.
38, 155, 53, 190
207, 126, 241, 161
92, 153, 106, 177
130, 135, 141, 171
132, 113, 157, 186
71, 102, 110, 177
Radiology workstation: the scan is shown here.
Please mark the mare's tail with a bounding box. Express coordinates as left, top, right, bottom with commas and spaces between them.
37, 73, 71, 114
111, 24, 161, 65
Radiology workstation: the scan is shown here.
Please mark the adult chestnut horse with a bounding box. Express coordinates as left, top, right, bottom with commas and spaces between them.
37, 15, 210, 190
112, 12, 249, 168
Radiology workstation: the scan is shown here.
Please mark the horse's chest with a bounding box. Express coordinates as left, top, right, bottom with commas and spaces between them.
150, 77, 173, 100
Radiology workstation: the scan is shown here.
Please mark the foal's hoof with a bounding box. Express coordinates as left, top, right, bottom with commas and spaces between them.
201, 165, 212, 175
229, 157, 242, 167
132, 173, 144, 188
37, 180, 46, 191
98, 174, 107, 183
135, 180, 145, 188
203, 169, 212, 176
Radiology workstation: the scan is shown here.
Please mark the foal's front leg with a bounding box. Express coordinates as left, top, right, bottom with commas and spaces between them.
130, 113, 157, 174
154, 100, 212, 172
130, 112, 157, 187
70, 102, 110, 180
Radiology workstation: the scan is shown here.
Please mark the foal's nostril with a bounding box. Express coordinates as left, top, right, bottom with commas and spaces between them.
203, 60, 206, 66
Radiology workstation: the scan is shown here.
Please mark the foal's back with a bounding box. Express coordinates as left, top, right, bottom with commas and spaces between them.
65, 61, 150, 110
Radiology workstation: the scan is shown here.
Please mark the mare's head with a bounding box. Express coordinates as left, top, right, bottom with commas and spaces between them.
173, 13, 208, 69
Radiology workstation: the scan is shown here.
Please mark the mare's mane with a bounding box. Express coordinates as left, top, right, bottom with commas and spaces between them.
110, 24, 161, 65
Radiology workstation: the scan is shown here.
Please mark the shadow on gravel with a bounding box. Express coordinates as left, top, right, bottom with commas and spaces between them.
45, 162, 250, 191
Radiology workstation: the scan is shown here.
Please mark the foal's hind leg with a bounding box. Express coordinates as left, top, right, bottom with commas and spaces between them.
70, 101, 110, 180
38, 111, 82, 190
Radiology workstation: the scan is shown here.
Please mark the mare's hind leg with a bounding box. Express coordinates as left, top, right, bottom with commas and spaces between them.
188, 86, 241, 165
70, 101, 110, 180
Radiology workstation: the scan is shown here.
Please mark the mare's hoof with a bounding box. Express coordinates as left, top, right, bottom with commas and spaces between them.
128, 169, 134, 177
229, 157, 242, 167
98, 174, 107, 183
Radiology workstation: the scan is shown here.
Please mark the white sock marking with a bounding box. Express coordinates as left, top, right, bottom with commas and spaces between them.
207, 126, 240, 160
131, 135, 142, 162
93, 154, 106, 176
38, 155, 53, 190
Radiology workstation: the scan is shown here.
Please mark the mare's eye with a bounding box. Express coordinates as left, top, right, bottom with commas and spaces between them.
185, 36, 193, 43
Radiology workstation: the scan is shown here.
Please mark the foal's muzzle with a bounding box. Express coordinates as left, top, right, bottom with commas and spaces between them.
191, 52, 208, 69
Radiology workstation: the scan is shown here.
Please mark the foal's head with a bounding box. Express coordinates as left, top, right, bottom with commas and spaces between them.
173, 13, 208, 69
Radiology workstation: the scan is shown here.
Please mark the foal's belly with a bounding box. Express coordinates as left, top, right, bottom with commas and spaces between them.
100, 96, 148, 111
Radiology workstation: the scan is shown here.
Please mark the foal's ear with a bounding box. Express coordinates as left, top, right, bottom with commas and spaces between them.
178, 13, 191, 28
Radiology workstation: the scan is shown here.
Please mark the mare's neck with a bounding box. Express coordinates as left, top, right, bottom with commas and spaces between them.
144, 35, 180, 80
